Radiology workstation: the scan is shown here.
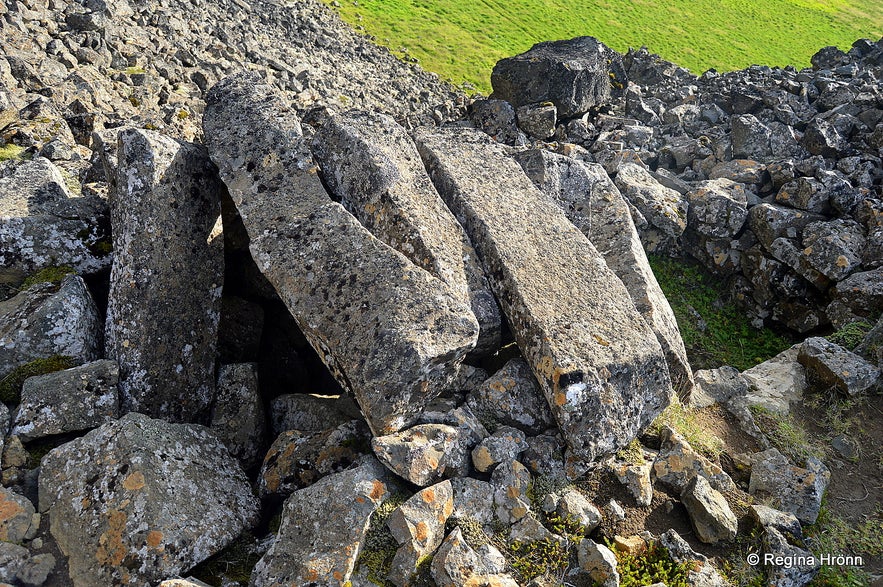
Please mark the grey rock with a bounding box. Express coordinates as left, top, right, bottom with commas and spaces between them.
491, 36, 621, 117
750, 504, 803, 539
741, 346, 809, 415
775, 177, 830, 214
797, 337, 880, 396
508, 513, 566, 546
686, 179, 749, 238
471, 426, 527, 473
514, 150, 693, 396
749, 448, 829, 524
0, 486, 36, 543
653, 426, 735, 493
0, 276, 101, 379
516, 103, 557, 139
11, 359, 119, 441
855, 314, 883, 367
106, 128, 223, 422
577, 539, 619, 587
690, 366, 750, 409
614, 162, 688, 238
0, 542, 33, 585
732, 114, 772, 160
827, 268, 883, 327
387, 481, 454, 587
680, 475, 738, 544
210, 363, 266, 469
204, 73, 478, 436
251, 457, 392, 587
16, 552, 55, 587
801, 219, 865, 282
491, 460, 532, 524
609, 453, 653, 507
431, 528, 519, 587
767, 237, 831, 291
158, 580, 214, 587
556, 488, 602, 533
521, 433, 566, 479
470, 99, 526, 146
450, 477, 495, 525
658, 529, 729, 587
372, 424, 472, 486
312, 110, 500, 356
708, 159, 767, 185
38, 412, 259, 587
466, 358, 554, 435
803, 117, 847, 158
270, 393, 354, 436
763, 527, 819, 586
748, 203, 826, 251
415, 126, 671, 471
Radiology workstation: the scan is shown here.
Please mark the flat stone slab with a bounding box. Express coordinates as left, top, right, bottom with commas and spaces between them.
312, 110, 500, 356
203, 73, 478, 436
415, 127, 670, 471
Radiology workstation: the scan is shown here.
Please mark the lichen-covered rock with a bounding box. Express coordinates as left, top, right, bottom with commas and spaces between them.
658, 529, 729, 587
0, 541, 55, 587
270, 393, 354, 436
471, 426, 527, 473
210, 363, 266, 469
450, 477, 495, 525
653, 426, 735, 493
556, 488, 602, 533
680, 475, 738, 544
797, 337, 880, 395
470, 99, 526, 146
732, 114, 772, 160
372, 424, 473, 486
466, 358, 554, 435
0, 275, 101, 379
686, 179, 749, 238
0, 486, 37, 543
11, 359, 119, 441
416, 126, 671, 472
614, 163, 688, 238
0, 156, 110, 280
250, 457, 391, 587
762, 527, 819, 586
38, 412, 259, 587
312, 109, 500, 356
387, 481, 454, 587
749, 448, 829, 524
490, 36, 622, 117
609, 453, 654, 507
522, 433, 567, 479
690, 366, 750, 409
516, 103, 557, 139
740, 346, 809, 415
105, 128, 223, 422
776, 177, 830, 214
750, 504, 803, 539
827, 267, 883, 328
577, 539, 619, 587
204, 73, 478, 436
491, 460, 532, 524
748, 203, 826, 251
431, 528, 519, 587
801, 219, 866, 282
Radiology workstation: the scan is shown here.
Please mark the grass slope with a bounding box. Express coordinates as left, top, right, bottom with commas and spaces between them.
323, 0, 883, 93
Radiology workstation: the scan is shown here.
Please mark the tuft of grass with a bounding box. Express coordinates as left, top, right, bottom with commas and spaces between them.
648, 256, 792, 371
804, 504, 881, 586
0, 143, 27, 162
647, 398, 724, 458
0, 355, 75, 404
615, 438, 646, 466
191, 531, 263, 585
748, 405, 826, 462
826, 321, 873, 351
20, 265, 75, 290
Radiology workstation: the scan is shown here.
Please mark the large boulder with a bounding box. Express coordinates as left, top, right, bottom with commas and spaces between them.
311, 109, 500, 356
203, 73, 478, 436
491, 36, 623, 118
38, 413, 259, 587
105, 128, 223, 422
415, 127, 671, 472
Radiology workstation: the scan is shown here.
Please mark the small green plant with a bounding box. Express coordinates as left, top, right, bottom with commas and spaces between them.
826, 321, 873, 351
804, 505, 881, 587
544, 511, 587, 542
20, 265, 75, 290
191, 531, 263, 584
608, 539, 693, 587
749, 405, 826, 462
508, 537, 570, 583
355, 494, 408, 586
648, 398, 724, 458
616, 438, 646, 465
0, 355, 75, 403
446, 515, 488, 549
0, 143, 27, 162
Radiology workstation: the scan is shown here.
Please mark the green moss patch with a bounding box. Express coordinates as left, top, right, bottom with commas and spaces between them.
610, 540, 693, 587
20, 265, 75, 290
0, 355, 75, 403
0, 143, 27, 162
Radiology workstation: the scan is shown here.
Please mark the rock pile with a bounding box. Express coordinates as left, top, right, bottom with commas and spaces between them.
0, 0, 881, 585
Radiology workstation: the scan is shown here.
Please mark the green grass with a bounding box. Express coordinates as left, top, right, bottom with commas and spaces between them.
648, 256, 792, 371
322, 0, 883, 93
0, 143, 27, 162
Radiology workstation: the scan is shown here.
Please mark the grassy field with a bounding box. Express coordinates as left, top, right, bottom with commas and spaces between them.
322, 0, 883, 93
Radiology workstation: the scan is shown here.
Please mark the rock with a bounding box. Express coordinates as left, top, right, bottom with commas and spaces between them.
609, 453, 653, 507
653, 426, 735, 493
217, 296, 264, 363
0, 541, 55, 587
801, 219, 865, 282
767, 237, 831, 292
466, 358, 555, 435
514, 150, 693, 395
556, 488, 602, 533
776, 177, 829, 214
251, 457, 391, 587
210, 363, 266, 469
470, 99, 526, 146
418, 405, 489, 451
658, 529, 729, 587
0, 486, 36, 543
740, 346, 809, 415
387, 481, 454, 587
258, 420, 370, 499
415, 126, 671, 471
690, 366, 749, 409
0, 276, 101, 379
803, 117, 847, 158
509, 512, 566, 546
521, 433, 566, 479
0, 157, 111, 280
855, 314, 883, 367
311, 110, 500, 356
431, 528, 519, 587
747, 203, 826, 251
827, 267, 883, 327
450, 477, 495, 525
491, 460, 532, 524
490, 36, 622, 117
749, 448, 829, 524
577, 539, 619, 587
372, 424, 473, 486
708, 159, 766, 185
605, 499, 626, 521
612, 535, 646, 556
762, 527, 819, 586
680, 475, 738, 544
270, 393, 354, 436
797, 337, 879, 395
471, 426, 527, 473
731, 114, 772, 160
38, 412, 259, 587
749, 504, 803, 539
11, 359, 119, 441
204, 73, 478, 436
614, 162, 688, 238
686, 179, 749, 238
158, 579, 214, 587
106, 128, 223, 422
516, 103, 557, 139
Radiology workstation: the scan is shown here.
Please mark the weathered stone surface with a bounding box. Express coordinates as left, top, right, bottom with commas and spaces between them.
522, 433, 566, 479
471, 426, 526, 473
415, 126, 671, 470
556, 488, 602, 533
690, 366, 750, 409
0, 541, 55, 587
0, 486, 36, 543
509, 512, 566, 546
514, 150, 693, 395
372, 424, 472, 486
653, 426, 735, 493
450, 477, 495, 525
767, 237, 831, 291
827, 267, 883, 327
681, 475, 738, 544
0, 276, 101, 379
210, 363, 266, 469
801, 219, 865, 282
577, 539, 619, 587
750, 504, 803, 539
466, 358, 554, 435
204, 73, 478, 436
158, 579, 214, 587
614, 163, 688, 238
748, 203, 826, 251
431, 528, 519, 587
740, 346, 808, 415
708, 159, 766, 185
270, 393, 354, 436
855, 314, 883, 367
798, 337, 879, 395
106, 128, 223, 422
0, 156, 110, 279
491, 460, 532, 524
491, 36, 621, 117
387, 481, 454, 587
763, 527, 819, 586
11, 359, 119, 441
658, 530, 729, 587
609, 453, 653, 507
732, 114, 772, 160
776, 177, 829, 213
312, 110, 500, 356
251, 457, 391, 587
38, 413, 259, 587
259, 420, 370, 499
749, 448, 829, 524
686, 179, 749, 238
516, 103, 557, 139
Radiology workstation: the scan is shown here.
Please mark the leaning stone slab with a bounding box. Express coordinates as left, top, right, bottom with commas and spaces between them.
203, 73, 478, 436
415, 127, 670, 470
105, 128, 223, 422
11, 359, 119, 441
312, 110, 500, 356
515, 150, 693, 395
749, 448, 829, 524
798, 337, 880, 396
614, 163, 688, 238
740, 345, 808, 415
680, 475, 737, 544
250, 457, 391, 587
38, 413, 259, 587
